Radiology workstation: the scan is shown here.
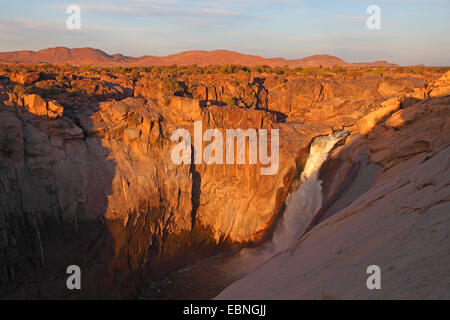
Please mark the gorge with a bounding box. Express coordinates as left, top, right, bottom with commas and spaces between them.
0, 60, 449, 299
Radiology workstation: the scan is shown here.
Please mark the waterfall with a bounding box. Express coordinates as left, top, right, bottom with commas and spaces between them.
236, 129, 350, 269
272, 129, 349, 251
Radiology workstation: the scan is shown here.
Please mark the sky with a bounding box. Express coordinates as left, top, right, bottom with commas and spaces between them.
0, 0, 449, 65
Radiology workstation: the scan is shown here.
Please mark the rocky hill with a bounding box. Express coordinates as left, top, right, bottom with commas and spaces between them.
0, 47, 399, 68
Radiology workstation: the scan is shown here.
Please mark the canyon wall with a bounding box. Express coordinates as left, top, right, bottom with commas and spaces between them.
0, 68, 442, 298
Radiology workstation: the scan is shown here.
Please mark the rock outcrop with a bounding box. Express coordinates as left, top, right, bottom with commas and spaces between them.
19, 94, 64, 119
10, 72, 40, 86
357, 97, 401, 134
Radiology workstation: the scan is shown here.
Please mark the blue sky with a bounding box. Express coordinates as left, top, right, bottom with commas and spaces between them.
0, 0, 449, 65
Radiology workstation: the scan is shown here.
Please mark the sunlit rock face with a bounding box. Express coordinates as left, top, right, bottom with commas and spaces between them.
217, 72, 450, 300
0, 68, 448, 298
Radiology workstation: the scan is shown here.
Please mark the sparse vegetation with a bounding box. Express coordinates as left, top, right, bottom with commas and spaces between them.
223, 96, 235, 106
1, 63, 449, 109
13, 84, 32, 96
372, 67, 385, 76
67, 87, 81, 96
162, 76, 184, 95
129, 69, 140, 81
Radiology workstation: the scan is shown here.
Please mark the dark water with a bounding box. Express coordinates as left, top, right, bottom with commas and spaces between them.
140, 252, 247, 300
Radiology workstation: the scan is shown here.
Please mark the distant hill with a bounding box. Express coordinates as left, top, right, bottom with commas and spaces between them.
0, 47, 399, 68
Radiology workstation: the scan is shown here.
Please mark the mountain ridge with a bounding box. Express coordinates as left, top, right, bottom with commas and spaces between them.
0, 47, 400, 68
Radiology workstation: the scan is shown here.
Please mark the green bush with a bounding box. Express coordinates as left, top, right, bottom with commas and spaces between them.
162, 77, 184, 94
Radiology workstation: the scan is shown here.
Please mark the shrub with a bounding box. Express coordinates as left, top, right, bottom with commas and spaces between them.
223, 96, 235, 106
67, 87, 81, 96
162, 77, 184, 95
13, 84, 32, 96
129, 69, 140, 80
372, 68, 385, 76
36, 63, 55, 73
348, 69, 363, 78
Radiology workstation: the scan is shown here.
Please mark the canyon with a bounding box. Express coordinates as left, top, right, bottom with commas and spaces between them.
0, 57, 449, 299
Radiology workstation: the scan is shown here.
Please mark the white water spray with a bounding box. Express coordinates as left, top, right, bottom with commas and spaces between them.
272, 128, 349, 251
235, 129, 350, 269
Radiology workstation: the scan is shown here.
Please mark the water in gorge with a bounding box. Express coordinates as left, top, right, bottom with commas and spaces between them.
140, 129, 350, 299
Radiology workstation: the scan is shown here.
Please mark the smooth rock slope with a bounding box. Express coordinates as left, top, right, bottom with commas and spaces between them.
217, 73, 450, 299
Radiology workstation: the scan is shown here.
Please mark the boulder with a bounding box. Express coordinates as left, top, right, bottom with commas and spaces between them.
11, 71, 40, 85
23, 94, 47, 116
427, 71, 450, 98
168, 96, 202, 120
378, 77, 426, 97
385, 105, 425, 128
194, 85, 208, 100
125, 127, 140, 141
47, 100, 64, 119
357, 97, 401, 134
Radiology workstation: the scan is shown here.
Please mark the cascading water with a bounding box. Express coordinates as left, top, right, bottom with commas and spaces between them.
237, 128, 350, 267
271, 128, 350, 251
